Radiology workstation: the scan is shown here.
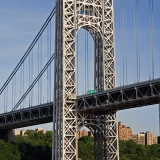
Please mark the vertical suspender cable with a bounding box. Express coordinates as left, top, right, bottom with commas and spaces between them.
85, 28, 87, 93
136, 0, 138, 82
6, 85, 8, 112
23, 63, 24, 108
124, 0, 128, 85
40, 36, 42, 104
122, 0, 125, 86
40, 35, 42, 103
134, 0, 139, 82
49, 22, 52, 102
14, 74, 16, 107
84, 6, 86, 94
20, 65, 22, 109
82, 29, 84, 94
29, 48, 31, 107
138, 0, 140, 82
120, 0, 122, 86
47, 25, 49, 102
31, 49, 33, 106
149, 0, 154, 79
87, 31, 89, 91
77, 31, 79, 95
12, 79, 13, 109
38, 40, 40, 104
4, 90, 5, 112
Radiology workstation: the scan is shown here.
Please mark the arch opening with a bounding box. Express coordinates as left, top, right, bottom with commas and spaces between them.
76, 26, 102, 95
77, 122, 105, 160
76, 28, 94, 95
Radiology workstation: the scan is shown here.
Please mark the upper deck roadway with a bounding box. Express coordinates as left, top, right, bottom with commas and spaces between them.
0, 78, 160, 129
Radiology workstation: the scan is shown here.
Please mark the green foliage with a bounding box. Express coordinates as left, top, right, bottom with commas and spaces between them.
1, 131, 160, 160
78, 136, 94, 160
119, 140, 160, 160
0, 139, 20, 160
16, 130, 52, 160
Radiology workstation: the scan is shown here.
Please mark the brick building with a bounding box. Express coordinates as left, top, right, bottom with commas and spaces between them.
132, 133, 145, 145
118, 122, 132, 140
77, 129, 93, 139
118, 122, 158, 145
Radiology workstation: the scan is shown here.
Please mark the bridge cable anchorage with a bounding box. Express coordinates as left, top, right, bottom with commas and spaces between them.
149, 0, 154, 80
0, 7, 56, 95
12, 54, 55, 111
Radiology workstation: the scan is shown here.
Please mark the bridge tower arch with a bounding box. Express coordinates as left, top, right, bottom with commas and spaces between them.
53, 0, 117, 160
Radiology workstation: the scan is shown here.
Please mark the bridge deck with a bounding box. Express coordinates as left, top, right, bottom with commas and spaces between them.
0, 103, 53, 129
1, 78, 160, 129
77, 78, 160, 114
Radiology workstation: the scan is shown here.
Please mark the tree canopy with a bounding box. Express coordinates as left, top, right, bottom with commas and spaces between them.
0, 130, 160, 160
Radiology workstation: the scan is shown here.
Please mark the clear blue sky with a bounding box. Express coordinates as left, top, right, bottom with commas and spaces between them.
0, 0, 160, 135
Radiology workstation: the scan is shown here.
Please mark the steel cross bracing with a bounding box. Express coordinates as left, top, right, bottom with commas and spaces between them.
53, 0, 117, 160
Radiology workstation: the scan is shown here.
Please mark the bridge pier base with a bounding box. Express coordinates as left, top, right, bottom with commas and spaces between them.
77, 110, 119, 160
0, 129, 16, 143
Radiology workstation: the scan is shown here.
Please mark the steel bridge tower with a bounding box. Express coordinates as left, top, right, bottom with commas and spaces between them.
53, 0, 118, 159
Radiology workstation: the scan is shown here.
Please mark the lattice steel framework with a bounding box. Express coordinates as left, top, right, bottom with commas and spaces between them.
53, 0, 117, 160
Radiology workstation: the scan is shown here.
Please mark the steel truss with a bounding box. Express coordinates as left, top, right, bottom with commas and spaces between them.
0, 103, 53, 129
53, 0, 116, 160
77, 78, 160, 114
77, 111, 118, 160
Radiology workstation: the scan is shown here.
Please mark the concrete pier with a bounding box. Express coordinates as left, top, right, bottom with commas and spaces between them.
0, 129, 16, 142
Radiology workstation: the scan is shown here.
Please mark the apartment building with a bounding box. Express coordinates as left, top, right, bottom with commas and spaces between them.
132, 133, 145, 145
118, 122, 132, 140
118, 122, 158, 145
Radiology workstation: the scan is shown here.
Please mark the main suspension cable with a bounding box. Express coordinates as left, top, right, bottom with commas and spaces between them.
12, 54, 55, 111
0, 7, 56, 95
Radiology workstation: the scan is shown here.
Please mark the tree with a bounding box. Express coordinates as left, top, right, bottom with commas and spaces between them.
0, 139, 20, 160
